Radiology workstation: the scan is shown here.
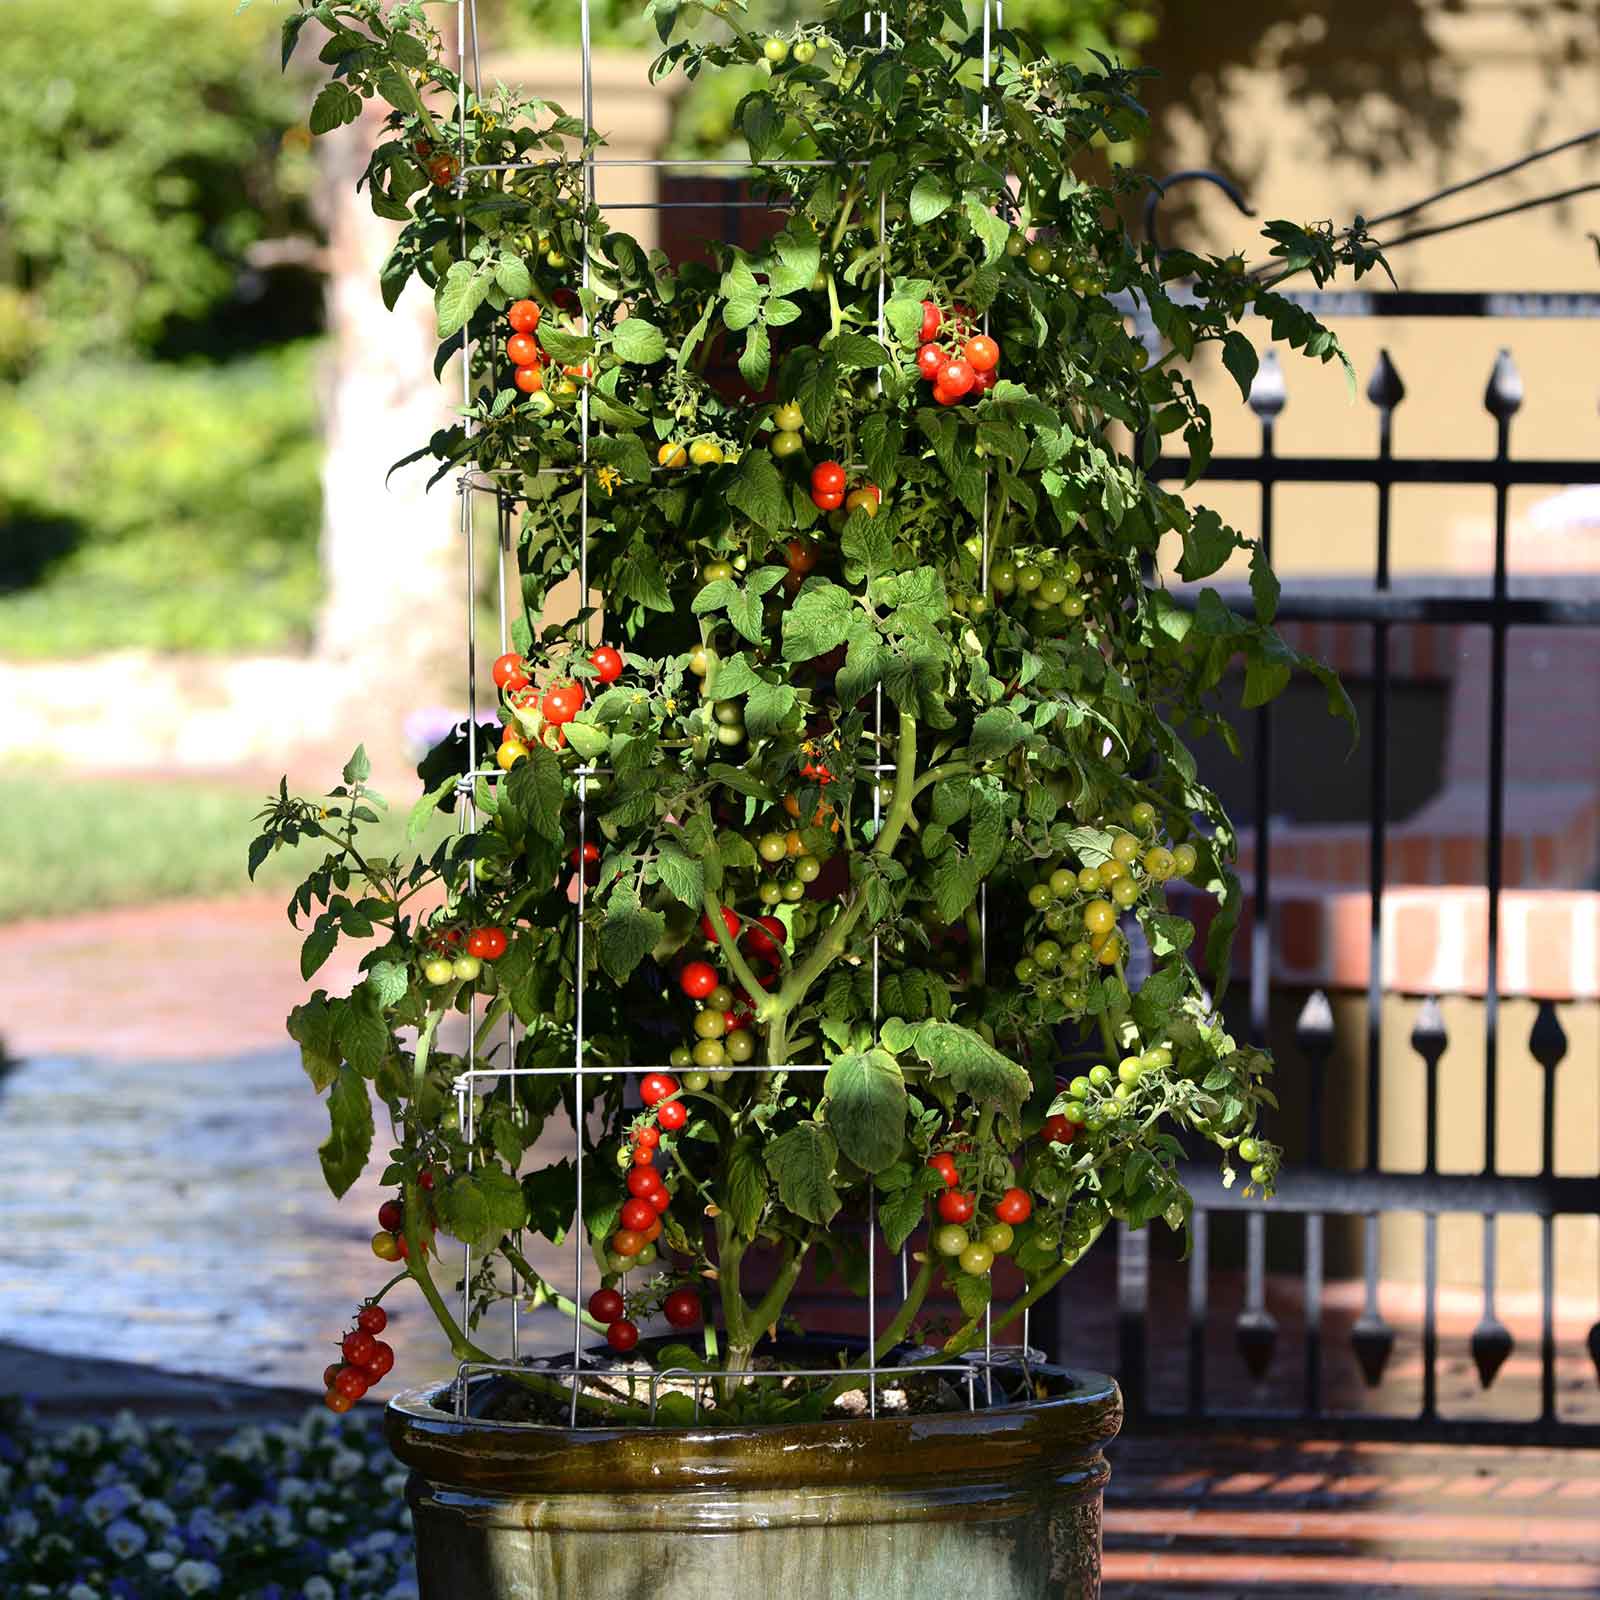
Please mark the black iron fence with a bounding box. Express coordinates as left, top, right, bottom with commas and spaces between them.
1113, 288, 1600, 1444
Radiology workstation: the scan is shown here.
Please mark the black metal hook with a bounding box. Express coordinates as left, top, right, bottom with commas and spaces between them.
1142, 168, 1256, 255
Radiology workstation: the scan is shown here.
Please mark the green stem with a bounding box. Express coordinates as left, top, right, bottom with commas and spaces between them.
703, 888, 773, 1012
503, 1241, 608, 1333
942, 1222, 1110, 1358
746, 1237, 809, 1344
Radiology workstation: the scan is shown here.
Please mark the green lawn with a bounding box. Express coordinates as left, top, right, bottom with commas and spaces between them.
0, 775, 445, 923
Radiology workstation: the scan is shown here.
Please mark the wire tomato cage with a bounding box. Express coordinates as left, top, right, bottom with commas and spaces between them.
437, 0, 1039, 1429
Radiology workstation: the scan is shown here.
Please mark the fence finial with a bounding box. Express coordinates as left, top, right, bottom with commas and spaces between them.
1484, 348, 1524, 419
1367, 349, 1407, 411
1249, 347, 1287, 420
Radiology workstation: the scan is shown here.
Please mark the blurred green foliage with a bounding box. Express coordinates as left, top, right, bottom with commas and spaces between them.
0, 344, 323, 656
0, 0, 322, 658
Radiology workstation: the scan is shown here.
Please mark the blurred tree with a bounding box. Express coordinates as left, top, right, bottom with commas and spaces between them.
0, 0, 317, 369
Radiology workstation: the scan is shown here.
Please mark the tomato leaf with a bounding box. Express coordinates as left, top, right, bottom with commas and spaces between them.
725, 451, 788, 532
653, 843, 704, 908
764, 1123, 842, 1225
723, 1133, 769, 1241
823, 1049, 907, 1173
909, 173, 954, 224
598, 885, 665, 982
436, 1166, 528, 1250
1221, 331, 1260, 403
288, 992, 341, 1093
612, 316, 668, 364
309, 82, 362, 135
435, 260, 490, 340
319, 1064, 374, 1199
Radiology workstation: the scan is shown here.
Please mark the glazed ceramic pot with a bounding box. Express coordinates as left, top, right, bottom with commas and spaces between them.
386, 1359, 1122, 1599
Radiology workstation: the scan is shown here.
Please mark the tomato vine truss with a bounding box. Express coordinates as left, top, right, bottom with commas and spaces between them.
436, 0, 1031, 1427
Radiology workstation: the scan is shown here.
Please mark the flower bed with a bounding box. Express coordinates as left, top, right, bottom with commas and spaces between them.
0, 1402, 416, 1600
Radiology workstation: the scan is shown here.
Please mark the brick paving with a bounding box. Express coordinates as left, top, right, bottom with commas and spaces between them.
1104, 1433, 1600, 1597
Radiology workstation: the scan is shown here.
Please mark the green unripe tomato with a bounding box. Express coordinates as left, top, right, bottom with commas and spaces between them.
1172, 843, 1199, 878
693, 1008, 727, 1040
546, 250, 567, 270
606, 1251, 631, 1273
1014, 957, 1038, 984
808, 268, 828, 292
1061, 593, 1086, 619
1039, 576, 1070, 606
692, 1037, 726, 1068
935, 1224, 969, 1256
1026, 882, 1051, 909
1069, 941, 1092, 965
1031, 938, 1061, 969
770, 429, 804, 458
780, 878, 805, 902
688, 645, 712, 677
713, 700, 743, 726
990, 560, 1017, 594
1118, 1057, 1144, 1086
724, 1030, 755, 1063
709, 1067, 735, 1082
716, 722, 745, 746
983, 1222, 1015, 1253
758, 881, 783, 906
1144, 846, 1175, 880
757, 832, 788, 863
1025, 244, 1054, 274
1097, 859, 1126, 887
1110, 832, 1140, 864
1048, 869, 1077, 900
763, 36, 789, 63
634, 1242, 658, 1267
1143, 1045, 1172, 1070
1005, 231, 1027, 258
706, 984, 734, 1010
794, 854, 822, 884
1015, 564, 1043, 592
682, 1069, 711, 1092
1062, 1099, 1088, 1122
1237, 1137, 1262, 1164
959, 1241, 995, 1275
1059, 558, 1083, 586
773, 401, 804, 431
1111, 878, 1140, 909
670, 1045, 694, 1069
1129, 801, 1157, 830
701, 560, 734, 585
792, 37, 816, 64
1251, 1163, 1270, 1185
1043, 906, 1070, 935
423, 957, 455, 985
1035, 976, 1062, 1003
1089, 1064, 1112, 1088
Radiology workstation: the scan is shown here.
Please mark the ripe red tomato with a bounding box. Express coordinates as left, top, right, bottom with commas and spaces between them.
937, 358, 975, 397
811, 489, 844, 511
742, 915, 786, 959
418, 1170, 435, 1191
657, 1099, 688, 1132
625, 1166, 658, 1198
571, 842, 600, 866
589, 1287, 624, 1323
607, 1318, 640, 1353
589, 645, 624, 684
631, 1144, 656, 1167
1042, 1113, 1081, 1145
324, 1388, 355, 1414
356, 1304, 387, 1336
640, 1216, 663, 1244
916, 342, 945, 381
995, 1187, 1033, 1224
513, 365, 544, 395
972, 367, 997, 395
363, 1339, 395, 1378
323, 1363, 344, 1389
810, 460, 847, 496
611, 1229, 645, 1257
798, 760, 833, 784
928, 1153, 959, 1188
507, 333, 540, 366
932, 383, 960, 406
786, 536, 818, 574
492, 652, 530, 691
964, 334, 1000, 372
937, 1189, 975, 1224
377, 1198, 403, 1232
647, 1187, 671, 1214
679, 961, 718, 1000
542, 681, 584, 725
342, 1330, 377, 1366
620, 1197, 656, 1232
467, 926, 508, 961
700, 905, 741, 943
919, 299, 942, 342
633, 1125, 661, 1150
640, 1072, 680, 1107
663, 1288, 701, 1329
371, 1232, 401, 1262
428, 154, 459, 187
335, 1366, 370, 1399
508, 300, 541, 333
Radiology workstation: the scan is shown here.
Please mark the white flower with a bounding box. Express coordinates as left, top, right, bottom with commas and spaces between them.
382, 1578, 421, 1600
328, 1447, 364, 1482
382, 1471, 409, 1497
65, 1425, 103, 1453
329, 1549, 355, 1576
140, 1499, 177, 1529
278, 1476, 312, 1504
5, 1509, 40, 1542
302, 1579, 336, 1600
306, 1507, 332, 1534
357, 1530, 403, 1556
173, 1462, 208, 1499
105, 1517, 148, 1558
110, 1411, 148, 1446
186, 1507, 228, 1548
173, 1558, 222, 1594
68, 1585, 101, 1600
24, 1455, 54, 1481
145, 1551, 177, 1573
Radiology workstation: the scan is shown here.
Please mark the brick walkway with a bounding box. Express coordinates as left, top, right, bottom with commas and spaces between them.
1104, 1433, 1600, 1597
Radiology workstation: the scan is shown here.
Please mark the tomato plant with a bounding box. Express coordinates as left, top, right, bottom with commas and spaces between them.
262, 0, 1386, 1421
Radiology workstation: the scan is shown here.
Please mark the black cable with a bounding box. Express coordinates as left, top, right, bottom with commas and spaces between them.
1375, 177, 1600, 253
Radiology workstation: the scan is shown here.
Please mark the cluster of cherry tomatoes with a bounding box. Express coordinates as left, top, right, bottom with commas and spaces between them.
421, 924, 509, 986
322, 1302, 397, 1413
658, 438, 730, 468
369, 1181, 436, 1264
808, 459, 881, 515
913, 300, 1000, 406
1053, 1046, 1174, 1134
493, 645, 623, 767
587, 1274, 701, 1356
925, 1154, 1035, 1277
672, 960, 757, 1074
